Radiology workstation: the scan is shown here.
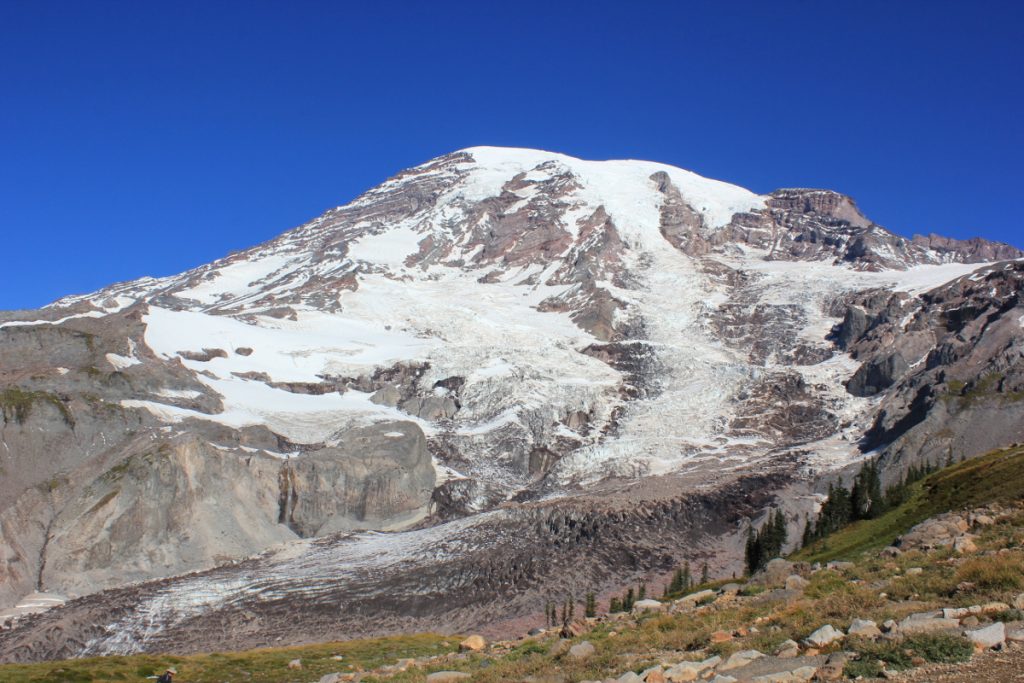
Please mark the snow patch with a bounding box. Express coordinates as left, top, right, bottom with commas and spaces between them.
105, 353, 140, 370
0, 310, 107, 329
347, 225, 423, 267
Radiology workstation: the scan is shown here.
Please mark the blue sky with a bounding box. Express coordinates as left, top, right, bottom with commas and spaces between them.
2, 1, 1021, 309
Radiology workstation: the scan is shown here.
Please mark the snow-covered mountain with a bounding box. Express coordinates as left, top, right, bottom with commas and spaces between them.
2, 147, 1022, 661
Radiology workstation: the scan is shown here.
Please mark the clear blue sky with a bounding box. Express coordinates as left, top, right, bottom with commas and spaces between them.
2, 1, 1021, 310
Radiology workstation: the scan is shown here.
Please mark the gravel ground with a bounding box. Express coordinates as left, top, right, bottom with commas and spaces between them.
882, 643, 1024, 682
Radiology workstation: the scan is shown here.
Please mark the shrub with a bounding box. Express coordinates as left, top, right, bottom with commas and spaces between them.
844, 657, 884, 678
846, 637, 913, 671
905, 633, 973, 664
955, 554, 1024, 591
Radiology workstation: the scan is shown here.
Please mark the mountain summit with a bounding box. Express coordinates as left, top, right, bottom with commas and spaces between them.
1, 147, 1022, 661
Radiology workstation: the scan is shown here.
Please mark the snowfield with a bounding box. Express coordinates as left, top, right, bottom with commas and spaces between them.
47, 146, 1015, 486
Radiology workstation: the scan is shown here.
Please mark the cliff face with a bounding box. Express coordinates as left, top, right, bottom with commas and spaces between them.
0, 147, 1021, 660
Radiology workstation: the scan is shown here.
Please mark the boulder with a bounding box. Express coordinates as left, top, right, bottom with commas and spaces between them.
758, 559, 796, 587
643, 667, 666, 683
981, 601, 1012, 613
848, 618, 882, 638
675, 589, 715, 608
1014, 592, 1024, 610
1006, 625, 1024, 643
815, 652, 848, 681
953, 536, 978, 553
964, 622, 1005, 650
319, 675, 341, 683
804, 624, 844, 648
617, 673, 644, 683
750, 668, 817, 683
774, 639, 801, 658
785, 575, 809, 591
568, 641, 596, 660
664, 656, 720, 682
709, 630, 733, 643
459, 635, 486, 651
825, 561, 855, 572
663, 662, 702, 682
709, 676, 738, 683
287, 659, 302, 670
633, 599, 664, 613
898, 615, 960, 634
718, 649, 765, 672
943, 606, 977, 619
426, 673, 471, 683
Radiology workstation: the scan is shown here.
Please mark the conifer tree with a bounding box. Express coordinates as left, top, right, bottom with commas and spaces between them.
801, 514, 813, 548
700, 561, 710, 585
667, 567, 683, 596
745, 509, 788, 575
585, 592, 596, 618
745, 525, 760, 576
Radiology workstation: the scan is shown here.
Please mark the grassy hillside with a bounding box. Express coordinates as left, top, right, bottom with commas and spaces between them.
793, 443, 1024, 564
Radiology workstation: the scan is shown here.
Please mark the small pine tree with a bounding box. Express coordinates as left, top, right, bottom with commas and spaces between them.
623, 587, 635, 611
667, 566, 685, 596
585, 592, 596, 618
744, 525, 759, 576
638, 582, 646, 601
682, 560, 692, 591
700, 561, 710, 585
609, 597, 621, 613
745, 509, 789, 575
771, 508, 787, 555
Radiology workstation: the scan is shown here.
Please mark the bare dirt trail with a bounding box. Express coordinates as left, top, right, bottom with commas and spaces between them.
886, 645, 1024, 682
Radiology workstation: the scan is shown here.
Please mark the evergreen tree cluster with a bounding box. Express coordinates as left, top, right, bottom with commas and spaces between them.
665, 561, 692, 596
801, 458, 938, 548
608, 581, 648, 613
744, 509, 787, 575
663, 560, 711, 598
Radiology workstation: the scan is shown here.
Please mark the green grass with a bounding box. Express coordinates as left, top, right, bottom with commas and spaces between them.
793, 444, 1024, 563
0, 634, 454, 683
